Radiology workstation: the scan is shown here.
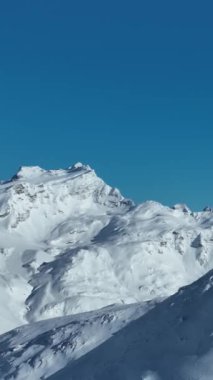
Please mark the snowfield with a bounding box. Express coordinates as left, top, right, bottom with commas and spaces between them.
1, 163, 213, 379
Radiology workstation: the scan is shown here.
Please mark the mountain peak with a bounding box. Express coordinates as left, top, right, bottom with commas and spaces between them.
68, 162, 91, 171
14, 165, 45, 179
11, 162, 93, 184
171, 203, 191, 213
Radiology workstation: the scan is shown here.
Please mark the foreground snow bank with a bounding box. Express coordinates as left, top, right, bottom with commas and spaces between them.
0, 302, 153, 379
50, 269, 213, 380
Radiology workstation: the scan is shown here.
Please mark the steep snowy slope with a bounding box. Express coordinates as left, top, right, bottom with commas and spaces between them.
0, 302, 155, 380
2, 270, 213, 380
49, 269, 213, 380
0, 163, 213, 335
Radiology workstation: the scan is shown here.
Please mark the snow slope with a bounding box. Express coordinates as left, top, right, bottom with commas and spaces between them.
1, 163, 213, 379
2, 271, 213, 380
48, 269, 213, 380
0, 302, 155, 380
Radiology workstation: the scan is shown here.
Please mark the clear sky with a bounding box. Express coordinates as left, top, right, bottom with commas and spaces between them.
0, 1, 213, 210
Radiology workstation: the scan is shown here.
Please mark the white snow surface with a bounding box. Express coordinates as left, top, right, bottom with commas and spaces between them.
48, 269, 213, 380
0, 302, 154, 379
1, 163, 213, 379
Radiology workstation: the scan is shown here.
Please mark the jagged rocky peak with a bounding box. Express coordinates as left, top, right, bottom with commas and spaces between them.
203, 206, 213, 212
2, 163, 132, 231
171, 203, 191, 214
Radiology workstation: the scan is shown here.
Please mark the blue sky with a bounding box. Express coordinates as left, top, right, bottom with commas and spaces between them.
0, 1, 213, 210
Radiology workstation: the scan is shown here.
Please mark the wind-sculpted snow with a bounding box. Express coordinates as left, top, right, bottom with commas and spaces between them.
1, 163, 213, 378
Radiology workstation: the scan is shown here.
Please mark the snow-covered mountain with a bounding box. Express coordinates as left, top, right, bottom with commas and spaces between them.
1, 163, 213, 379
0, 163, 132, 333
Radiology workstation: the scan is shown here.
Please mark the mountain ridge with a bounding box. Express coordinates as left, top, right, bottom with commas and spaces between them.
0, 163, 213, 379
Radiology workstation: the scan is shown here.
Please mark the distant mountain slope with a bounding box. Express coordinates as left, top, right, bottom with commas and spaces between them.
0, 163, 131, 333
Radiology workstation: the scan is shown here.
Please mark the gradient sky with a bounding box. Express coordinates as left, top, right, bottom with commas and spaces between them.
0, 1, 213, 210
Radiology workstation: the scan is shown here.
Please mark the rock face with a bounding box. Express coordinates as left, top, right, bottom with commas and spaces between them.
1, 163, 213, 379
